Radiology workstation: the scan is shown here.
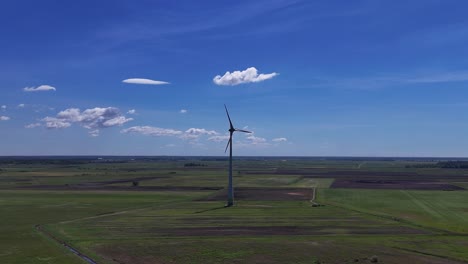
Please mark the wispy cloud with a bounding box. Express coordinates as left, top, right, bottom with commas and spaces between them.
23, 85, 56, 92
41, 107, 133, 136
185, 128, 217, 136
406, 71, 468, 83
180, 109, 187, 114
18, 104, 25, 108
89, 130, 100, 137
1, 105, 6, 110
213, 67, 278, 86
127, 109, 136, 114
246, 134, 268, 145
122, 78, 169, 85
208, 135, 230, 142
25, 123, 41, 128
121, 126, 183, 137
0, 116, 10, 121
272, 137, 287, 142
318, 69, 468, 90
122, 126, 220, 142
181, 128, 218, 140
98, 1, 306, 46
42, 117, 71, 129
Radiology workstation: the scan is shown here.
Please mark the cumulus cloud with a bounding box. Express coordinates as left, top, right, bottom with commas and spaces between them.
213, 67, 278, 86
23, 85, 56, 92
121, 126, 183, 137
185, 128, 217, 136
127, 109, 136, 114
42, 117, 72, 129
122, 126, 220, 142
41, 107, 132, 136
25, 123, 41, 128
246, 135, 268, 145
180, 109, 187, 114
122, 78, 169, 85
0, 116, 10, 121
181, 128, 218, 140
272, 137, 287, 142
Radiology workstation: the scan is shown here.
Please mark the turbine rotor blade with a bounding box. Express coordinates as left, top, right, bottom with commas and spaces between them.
235, 129, 252, 133
224, 104, 234, 130
224, 135, 232, 153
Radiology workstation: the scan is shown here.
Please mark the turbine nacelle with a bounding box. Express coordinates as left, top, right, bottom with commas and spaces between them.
224, 104, 251, 153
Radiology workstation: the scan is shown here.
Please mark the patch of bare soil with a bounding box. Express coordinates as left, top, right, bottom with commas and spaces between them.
12, 185, 222, 192
247, 169, 468, 182
199, 187, 312, 201
149, 225, 428, 236
331, 179, 465, 190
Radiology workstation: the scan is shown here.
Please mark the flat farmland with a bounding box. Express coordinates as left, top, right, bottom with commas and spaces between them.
1, 157, 468, 263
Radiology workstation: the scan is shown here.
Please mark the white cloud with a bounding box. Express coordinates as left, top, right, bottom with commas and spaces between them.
0, 116, 10, 121
181, 128, 219, 140
185, 128, 217, 136
42, 117, 71, 129
23, 85, 56, 92
181, 128, 218, 140
122, 78, 169, 85
213, 67, 278, 86
41, 107, 132, 135
180, 109, 187, 114
89, 130, 100, 137
25, 123, 41, 128
121, 126, 183, 137
1, 105, 6, 110
272, 137, 287, 142
127, 109, 136, 114
246, 135, 268, 145
208, 135, 230, 142
18, 104, 25, 108
122, 126, 221, 143
102, 116, 133, 127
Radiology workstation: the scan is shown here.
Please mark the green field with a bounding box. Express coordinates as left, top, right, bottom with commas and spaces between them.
1, 157, 468, 263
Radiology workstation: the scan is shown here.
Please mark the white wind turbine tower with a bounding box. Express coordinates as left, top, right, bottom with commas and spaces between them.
224, 104, 252, 207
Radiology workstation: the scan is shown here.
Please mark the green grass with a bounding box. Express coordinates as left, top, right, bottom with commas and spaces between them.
53, 199, 448, 264
319, 189, 468, 233
2, 158, 468, 263
0, 190, 205, 264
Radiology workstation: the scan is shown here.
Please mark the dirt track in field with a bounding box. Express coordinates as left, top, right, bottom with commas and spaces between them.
199, 187, 313, 201
330, 179, 465, 190
247, 169, 468, 181
10, 185, 222, 192
146, 225, 429, 236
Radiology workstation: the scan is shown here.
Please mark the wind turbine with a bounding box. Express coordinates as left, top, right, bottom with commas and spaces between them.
224, 104, 251, 207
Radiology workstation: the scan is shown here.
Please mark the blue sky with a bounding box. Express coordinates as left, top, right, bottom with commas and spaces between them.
1, 0, 468, 156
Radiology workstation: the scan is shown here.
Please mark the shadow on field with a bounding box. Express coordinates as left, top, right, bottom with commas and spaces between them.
194, 205, 226, 214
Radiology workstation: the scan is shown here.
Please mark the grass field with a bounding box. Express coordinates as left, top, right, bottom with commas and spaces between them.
1, 157, 468, 263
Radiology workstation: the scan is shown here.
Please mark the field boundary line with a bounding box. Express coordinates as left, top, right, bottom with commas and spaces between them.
310, 187, 323, 207
400, 190, 444, 219
35, 224, 98, 264
37, 199, 197, 264
318, 199, 451, 235
393, 246, 468, 263
59, 198, 196, 225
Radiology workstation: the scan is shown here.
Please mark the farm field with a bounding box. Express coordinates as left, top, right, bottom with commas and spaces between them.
1, 157, 468, 263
